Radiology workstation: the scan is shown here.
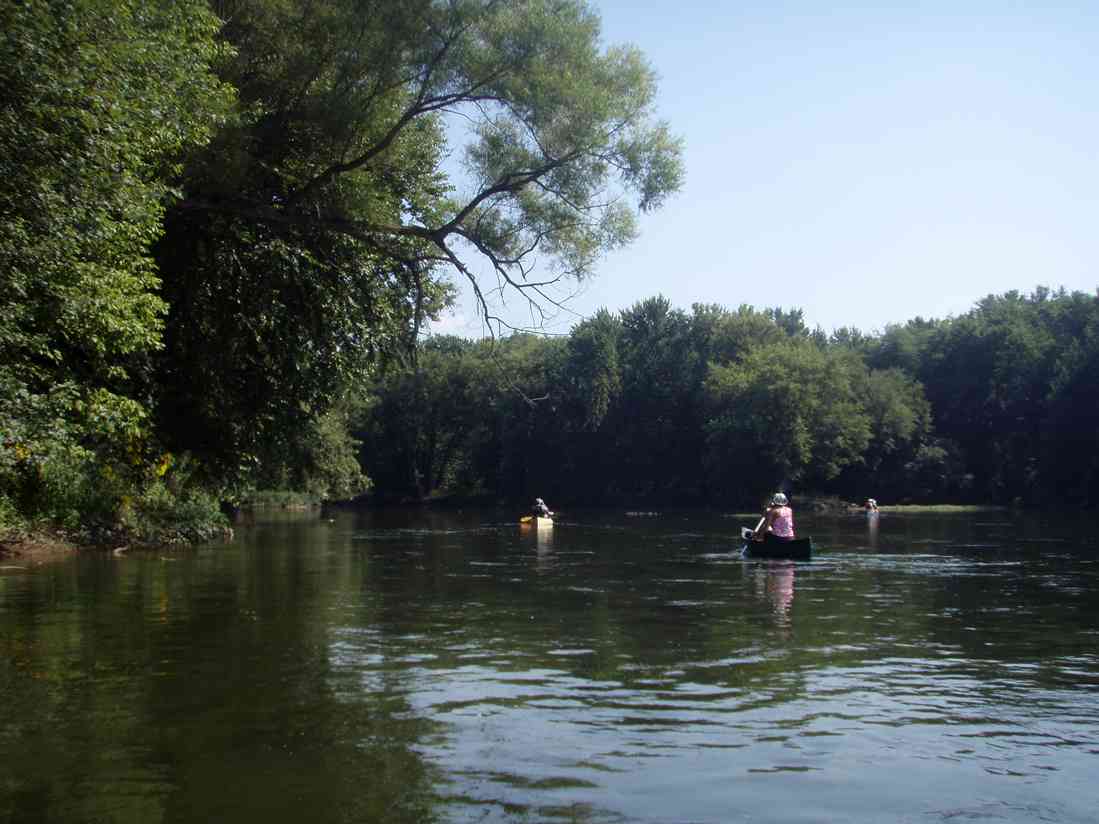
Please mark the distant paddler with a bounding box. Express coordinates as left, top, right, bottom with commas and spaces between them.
520, 497, 554, 526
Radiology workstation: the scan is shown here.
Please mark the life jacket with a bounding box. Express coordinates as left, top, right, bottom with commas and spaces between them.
770, 506, 794, 538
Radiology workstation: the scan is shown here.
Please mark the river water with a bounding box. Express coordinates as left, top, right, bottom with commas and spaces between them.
2, 508, 1098, 823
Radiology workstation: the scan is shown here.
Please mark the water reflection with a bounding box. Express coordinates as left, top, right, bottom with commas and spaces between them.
867, 509, 879, 548
3, 508, 1099, 824
535, 520, 554, 548
535, 526, 554, 573
765, 561, 795, 622
518, 517, 556, 572
0, 521, 442, 824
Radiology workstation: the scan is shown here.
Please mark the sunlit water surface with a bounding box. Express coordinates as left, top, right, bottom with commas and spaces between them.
3, 508, 1098, 823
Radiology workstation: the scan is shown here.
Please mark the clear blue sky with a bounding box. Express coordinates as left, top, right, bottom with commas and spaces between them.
435, 0, 1099, 337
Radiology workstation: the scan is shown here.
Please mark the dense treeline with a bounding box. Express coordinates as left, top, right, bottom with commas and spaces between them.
1, 0, 682, 542
357, 288, 1099, 508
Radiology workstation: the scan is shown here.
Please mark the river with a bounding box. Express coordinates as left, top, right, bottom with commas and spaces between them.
2, 508, 1098, 823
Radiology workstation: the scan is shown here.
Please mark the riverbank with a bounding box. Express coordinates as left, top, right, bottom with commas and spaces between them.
801, 495, 1010, 514
0, 529, 76, 566
238, 490, 323, 510
1, 478, 234, 566
1, 511, 236, 566
875, 503, 1009, 512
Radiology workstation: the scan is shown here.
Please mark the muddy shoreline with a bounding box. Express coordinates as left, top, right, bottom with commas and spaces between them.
0, 531, 76, 566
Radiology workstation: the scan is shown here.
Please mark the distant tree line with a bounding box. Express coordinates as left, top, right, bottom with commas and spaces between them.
356, 288, 1099, 508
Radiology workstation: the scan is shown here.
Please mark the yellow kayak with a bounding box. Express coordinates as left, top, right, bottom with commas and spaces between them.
519, 515, 553, 527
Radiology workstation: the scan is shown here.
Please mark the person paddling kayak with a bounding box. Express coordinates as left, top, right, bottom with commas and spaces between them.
752, 492, 795, 542
531, 497, 553, 518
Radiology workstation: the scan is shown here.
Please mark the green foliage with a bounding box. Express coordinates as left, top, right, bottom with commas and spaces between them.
0, 377, 153, 531
862, 319, 938, 374
5, 0, 685, 533
562, 311, 622, 432
357, 332, 582, 501
8, 1, 1094, 529
914, 288, 1099, 503
607, 297, 703, 499
703, 341, 871, 497
708, 305, 789, 364
360, 298, 932, 506
0, 0, 233, 532
239, 490, 321, 508
859, 368, 930, 454
123, 480, 229, 545
902, 438, 972, 502
358, 336, 497, 499
359, 288, 1099, 508
0, 493, 19, 534
250, 402, 372, 502
0, 0, 233, 397
1039, 317, 1099, 506
822, 366, 933, 500
155, 0, 683, 488
0, 426, 228, 545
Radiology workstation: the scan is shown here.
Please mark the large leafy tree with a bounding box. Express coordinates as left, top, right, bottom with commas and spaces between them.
357, 333, 565, 501
916, 289, 1084, 502
0, 0, 232, 517
1041, 329, 1099, 507
598, 297, 700, 499
154, 0, 683, 484
703, 341, 871, 497
561, 310, 623, 433
358, 336, 497, 499
834, 366, 933, 500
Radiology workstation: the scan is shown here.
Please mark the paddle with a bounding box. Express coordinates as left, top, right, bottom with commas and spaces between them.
741, 515, 766, 543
